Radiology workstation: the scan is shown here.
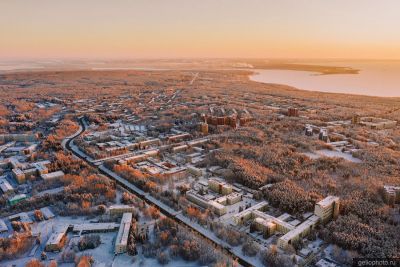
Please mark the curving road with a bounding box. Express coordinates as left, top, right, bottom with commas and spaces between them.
63, 117, 255, 267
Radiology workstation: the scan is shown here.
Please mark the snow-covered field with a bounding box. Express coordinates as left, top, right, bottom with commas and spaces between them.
303, 149, 361, 163
113, 255, 201, 267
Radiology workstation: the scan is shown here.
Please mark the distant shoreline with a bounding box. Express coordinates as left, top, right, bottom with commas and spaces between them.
247, 65, 400, 98
1, 66, 400, 100
237, 61, 360, 75
0, 59, 360, 75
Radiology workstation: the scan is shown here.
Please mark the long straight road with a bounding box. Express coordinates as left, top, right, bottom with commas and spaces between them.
190, 72, 199, 85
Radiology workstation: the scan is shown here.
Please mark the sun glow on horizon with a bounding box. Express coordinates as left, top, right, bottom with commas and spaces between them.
1, 0, 400, 60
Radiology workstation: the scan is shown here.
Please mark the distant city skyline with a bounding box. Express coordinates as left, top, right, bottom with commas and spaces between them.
1, 0, 400, 60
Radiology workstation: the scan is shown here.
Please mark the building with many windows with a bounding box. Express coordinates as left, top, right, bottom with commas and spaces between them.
208, 178, 233, 195
314, 196, 340, 224
109, 205, 136, 217
45, 226, 68, 252
234, 196, 340, 249
115, 213, 132, 254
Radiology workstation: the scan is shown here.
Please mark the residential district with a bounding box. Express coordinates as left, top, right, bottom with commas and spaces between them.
0, 70, 399, 267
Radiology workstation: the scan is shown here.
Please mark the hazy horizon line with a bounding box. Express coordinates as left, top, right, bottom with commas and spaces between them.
1, 57, 400, 62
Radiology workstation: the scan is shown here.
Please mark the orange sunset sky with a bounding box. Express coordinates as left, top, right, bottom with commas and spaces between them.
1, 0, 400, 60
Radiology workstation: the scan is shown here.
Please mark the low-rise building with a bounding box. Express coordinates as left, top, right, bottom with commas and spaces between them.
186, 190, 228, 216
253, 217, 277, 236
359, 117, 397, 129
171, 144, 188, 153
23, 144, 38, 155
41, 170, 65, 181
45, 230, 68, 252
164, 167, 187, 180
186, 152, 203, 163
0, 134, 38, 143
12, 168, 26, 184
186, 165, 203, 177
187, 138, 209, 147
208, 178, 233, 195
208, 200, 227, 216
0, 219, 8, 233
252, 210, 295, 234
9, 157, 22, 169
167, 133, 191, 143
8, 212, 33, 224
22, 167, 37, 177
143, 149, 159, 157
277, 215, 320, 249
73, 223, 119, 234
235, 197, 339, 249
0, 178, 13, 193
237, 204, 321, 249
109, 205, 136, 217
115, 213, 132, 254
233, 201, 269, 225
8, 194, 28, 206
31, 160, 50, 174
139, 138, 160, 149
215, 192, 242, 206
186, 190, 210, 209
40, 207, 55, 220
124, 154, 147, 164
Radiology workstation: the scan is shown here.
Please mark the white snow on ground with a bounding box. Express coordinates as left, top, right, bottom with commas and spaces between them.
231, 246, 264, 267
113, 255, 201, 267
317, 149, 362, 163
100, 165, 263, 266
71, 232, 116, 267
177, 214, 263, 267
61, 123, 83, 150
1, 216, 102, 267
64, 131, 260, 267
99, 165, 146, 196
303, 149, 362, 163
69, 140, 95, 161
36, 186, 64, 197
